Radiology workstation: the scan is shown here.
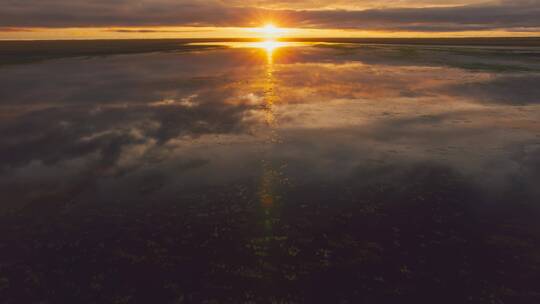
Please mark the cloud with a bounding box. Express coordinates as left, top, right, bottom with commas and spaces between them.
0, 27, 35, 32
105, 29, 213, 34
286, 0, 540, 31
0, 0, 539, 32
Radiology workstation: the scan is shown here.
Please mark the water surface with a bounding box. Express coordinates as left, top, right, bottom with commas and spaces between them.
1, 41, 540, 303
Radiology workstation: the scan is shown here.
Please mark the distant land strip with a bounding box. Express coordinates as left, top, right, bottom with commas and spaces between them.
1, 37, 539, 66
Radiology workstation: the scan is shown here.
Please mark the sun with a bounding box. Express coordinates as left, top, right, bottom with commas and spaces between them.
262, 24, 279, 36
255, 23, 286, 38
247, 23, 289, 58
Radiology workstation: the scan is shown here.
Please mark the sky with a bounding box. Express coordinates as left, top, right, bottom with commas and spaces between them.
1, 0, 540, 39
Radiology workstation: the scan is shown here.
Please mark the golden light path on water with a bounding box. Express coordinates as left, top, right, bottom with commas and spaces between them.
189, 39, 290, 224
258, 39, 280, 224
211, 38, 291, 216
190, 37, 292, 254
249, 41, 287, 63
256, 38, 289, 265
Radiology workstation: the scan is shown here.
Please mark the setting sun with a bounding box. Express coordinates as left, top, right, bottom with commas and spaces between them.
263, 24, 278, 35
254, 23, 287, 38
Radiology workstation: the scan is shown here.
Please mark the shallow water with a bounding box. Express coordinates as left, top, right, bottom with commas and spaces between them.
1, 42, 540, 303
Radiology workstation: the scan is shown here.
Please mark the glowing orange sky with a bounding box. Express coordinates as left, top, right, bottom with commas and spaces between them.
1, 0, 539, 40
2, 26, 539, 40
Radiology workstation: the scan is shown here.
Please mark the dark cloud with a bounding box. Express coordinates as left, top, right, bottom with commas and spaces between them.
106, 29, 213, 33
0, 27, 35, 32
0, 0, 539, 32
288, 0, 540, 31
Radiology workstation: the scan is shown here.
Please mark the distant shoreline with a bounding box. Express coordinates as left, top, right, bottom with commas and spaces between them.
1, 37, 540, 46
284, 37, 540, 47
1, 37, 539, 66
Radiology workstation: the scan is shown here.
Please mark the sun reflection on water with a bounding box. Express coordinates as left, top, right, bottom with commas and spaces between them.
188, 40, 300, 59
257, 38, 284, 216
249, 40, 287, 61
261, 40, 279, 125
190, 39, 288, 212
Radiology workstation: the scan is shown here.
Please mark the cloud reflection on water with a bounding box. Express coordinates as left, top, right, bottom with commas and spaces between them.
0, 44, 539, 210
2, 42, 540, 303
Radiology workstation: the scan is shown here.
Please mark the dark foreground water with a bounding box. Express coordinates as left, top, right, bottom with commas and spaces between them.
1, 41, 540, 303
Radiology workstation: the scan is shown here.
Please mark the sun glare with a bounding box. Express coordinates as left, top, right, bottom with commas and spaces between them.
254, 23, 286, 38
263, 24, 278, 36
261, 40, 285, 53
246, 40, 287, 59
247, 23, 289, 57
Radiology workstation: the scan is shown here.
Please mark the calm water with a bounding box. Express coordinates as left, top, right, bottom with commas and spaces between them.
1, 42, 540, 303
